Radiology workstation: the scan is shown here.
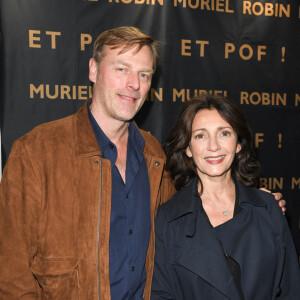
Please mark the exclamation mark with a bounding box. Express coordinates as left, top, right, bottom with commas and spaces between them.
281, 47, 285, 62
278, 133, 282, 148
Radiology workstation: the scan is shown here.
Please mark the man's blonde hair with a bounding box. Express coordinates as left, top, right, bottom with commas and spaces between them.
93, 26, 159, 71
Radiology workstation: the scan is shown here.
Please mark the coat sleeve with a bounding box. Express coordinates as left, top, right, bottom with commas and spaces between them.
0, 139, 40, 299
150, 206, 175, 300
276, 213, 300, 298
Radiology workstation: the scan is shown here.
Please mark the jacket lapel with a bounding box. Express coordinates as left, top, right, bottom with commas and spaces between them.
74, 100, 102, 157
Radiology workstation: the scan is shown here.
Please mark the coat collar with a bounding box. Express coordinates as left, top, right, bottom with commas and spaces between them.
166, 177, 268, 298
167, 176, 267, 226
166, 178, 199, 237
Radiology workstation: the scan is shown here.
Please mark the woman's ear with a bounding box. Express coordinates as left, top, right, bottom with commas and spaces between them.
236, 143, 242, 154
186, 145, 192, 158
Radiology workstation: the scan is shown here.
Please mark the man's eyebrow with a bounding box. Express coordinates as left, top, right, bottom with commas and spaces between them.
113, 60, 130, 67
114, 60, 153, 73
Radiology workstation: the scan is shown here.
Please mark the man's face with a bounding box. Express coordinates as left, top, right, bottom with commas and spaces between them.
89, 44, 154, 123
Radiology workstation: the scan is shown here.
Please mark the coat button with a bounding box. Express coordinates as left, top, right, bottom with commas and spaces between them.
44, 281, 47, 286
94, 160, 99, 164
154, 161, 160, 166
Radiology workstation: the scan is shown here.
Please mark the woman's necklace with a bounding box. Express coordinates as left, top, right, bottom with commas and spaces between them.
203, 197, 234, 216
222, 202, 232, 216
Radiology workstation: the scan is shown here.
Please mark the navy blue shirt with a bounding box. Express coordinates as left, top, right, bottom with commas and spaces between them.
88, 106, 151, 299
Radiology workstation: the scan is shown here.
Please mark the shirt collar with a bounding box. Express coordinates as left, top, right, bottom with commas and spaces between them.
87, 101, 145, 156
128, 121, 145, 160
88, 103, 111, 153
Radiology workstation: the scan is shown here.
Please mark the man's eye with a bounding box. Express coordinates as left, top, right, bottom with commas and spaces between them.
140, 73, 150, 80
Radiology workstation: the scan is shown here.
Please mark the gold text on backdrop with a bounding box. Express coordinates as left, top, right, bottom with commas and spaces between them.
240, 92, 287, 106
243, 1, 290, 18
29, 84, 92, 100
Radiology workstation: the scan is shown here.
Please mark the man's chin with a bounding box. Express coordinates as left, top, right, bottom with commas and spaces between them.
118, 108, 142, 122
114, 113, 136, 123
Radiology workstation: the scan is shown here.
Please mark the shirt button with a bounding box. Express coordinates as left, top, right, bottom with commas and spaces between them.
131, 266, 135, 272
154, 161, 160, 166
109, 143, 114, 149
129, 229, 133, 235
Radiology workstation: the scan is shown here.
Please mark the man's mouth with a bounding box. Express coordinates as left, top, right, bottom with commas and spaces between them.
118, 93, 139, 102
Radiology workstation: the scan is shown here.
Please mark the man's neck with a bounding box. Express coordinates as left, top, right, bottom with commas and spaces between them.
90, 101, 130, 145
90, 100, 130, 182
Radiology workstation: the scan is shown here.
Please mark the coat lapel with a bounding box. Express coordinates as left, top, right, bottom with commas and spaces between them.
169, 179, 241, 299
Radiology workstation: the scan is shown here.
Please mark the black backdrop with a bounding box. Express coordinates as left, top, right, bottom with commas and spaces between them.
1, 0, 299, 257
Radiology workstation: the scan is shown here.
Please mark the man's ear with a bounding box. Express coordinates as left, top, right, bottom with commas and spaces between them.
186, 145, 192, 158
89, 58, 98, 83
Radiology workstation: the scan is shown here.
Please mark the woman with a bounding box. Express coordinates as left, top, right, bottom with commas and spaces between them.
151, 95, 300, 299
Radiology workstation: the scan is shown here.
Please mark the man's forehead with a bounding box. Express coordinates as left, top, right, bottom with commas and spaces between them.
102, 44, 154, 68
104, 44, 149, 56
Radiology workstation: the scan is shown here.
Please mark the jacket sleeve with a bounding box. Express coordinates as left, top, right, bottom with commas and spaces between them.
0, 139, 40, 299
150, 207, 174, 300
276, 214, 300, 298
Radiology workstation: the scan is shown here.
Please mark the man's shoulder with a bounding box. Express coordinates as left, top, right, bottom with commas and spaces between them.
19, 102, 89, 145
19, 113, 76, 144
139, 129, 165, 157
5, 112, 78, 171
139, 129, 161, 146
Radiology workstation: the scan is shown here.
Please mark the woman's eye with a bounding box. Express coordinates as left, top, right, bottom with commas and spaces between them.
195, 133, 204, 139
221, 131, 231, 136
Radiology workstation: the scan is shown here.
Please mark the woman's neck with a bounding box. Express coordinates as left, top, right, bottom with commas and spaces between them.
199, 174, 236, 227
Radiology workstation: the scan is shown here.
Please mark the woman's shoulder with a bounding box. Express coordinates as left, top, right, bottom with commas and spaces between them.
237, 181, 285, 225
237, 181, 279, 207
157, 181, 197, 223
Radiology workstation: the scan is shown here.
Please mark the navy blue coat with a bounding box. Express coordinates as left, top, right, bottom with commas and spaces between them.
151, 178, 300, 299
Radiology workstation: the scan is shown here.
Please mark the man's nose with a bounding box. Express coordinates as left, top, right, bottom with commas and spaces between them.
127, 72, 140, 90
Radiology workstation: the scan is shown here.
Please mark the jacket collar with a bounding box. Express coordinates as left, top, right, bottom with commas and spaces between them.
74, 100, 165, 160
74, 100, 102, 157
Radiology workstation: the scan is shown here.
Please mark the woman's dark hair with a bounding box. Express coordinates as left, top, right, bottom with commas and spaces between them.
164, 94, 260, 192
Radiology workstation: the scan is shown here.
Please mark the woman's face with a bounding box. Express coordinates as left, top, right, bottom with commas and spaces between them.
186, 108, 241, 180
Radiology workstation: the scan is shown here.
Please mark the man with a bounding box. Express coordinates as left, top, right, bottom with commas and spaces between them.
0, 27, 284, 299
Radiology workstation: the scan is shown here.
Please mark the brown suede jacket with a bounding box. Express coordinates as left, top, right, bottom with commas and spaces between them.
0, 101, 176, 299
